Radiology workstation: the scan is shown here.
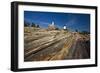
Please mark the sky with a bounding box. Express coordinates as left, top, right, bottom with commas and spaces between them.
24, 11, 90, 32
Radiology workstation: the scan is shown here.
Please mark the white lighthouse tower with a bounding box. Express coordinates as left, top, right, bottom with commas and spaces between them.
48, 21, 56, 30
51, 21, 54, 26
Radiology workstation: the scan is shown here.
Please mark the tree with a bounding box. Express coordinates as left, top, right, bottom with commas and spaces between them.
36, 24, 40, 28
75, 29, 78, 32
55, 27, 59, 30
31, 22, 36, 27
81, 31, 90, 34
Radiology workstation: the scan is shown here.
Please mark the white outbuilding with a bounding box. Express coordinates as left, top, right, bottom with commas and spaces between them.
63, 25, 67, 30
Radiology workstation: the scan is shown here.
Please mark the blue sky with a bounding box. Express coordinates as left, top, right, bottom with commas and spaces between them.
24, 11, 90, 32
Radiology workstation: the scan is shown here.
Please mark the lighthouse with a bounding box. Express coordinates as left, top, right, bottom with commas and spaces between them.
51, 21, 54, 26
48, 21, 56, 30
